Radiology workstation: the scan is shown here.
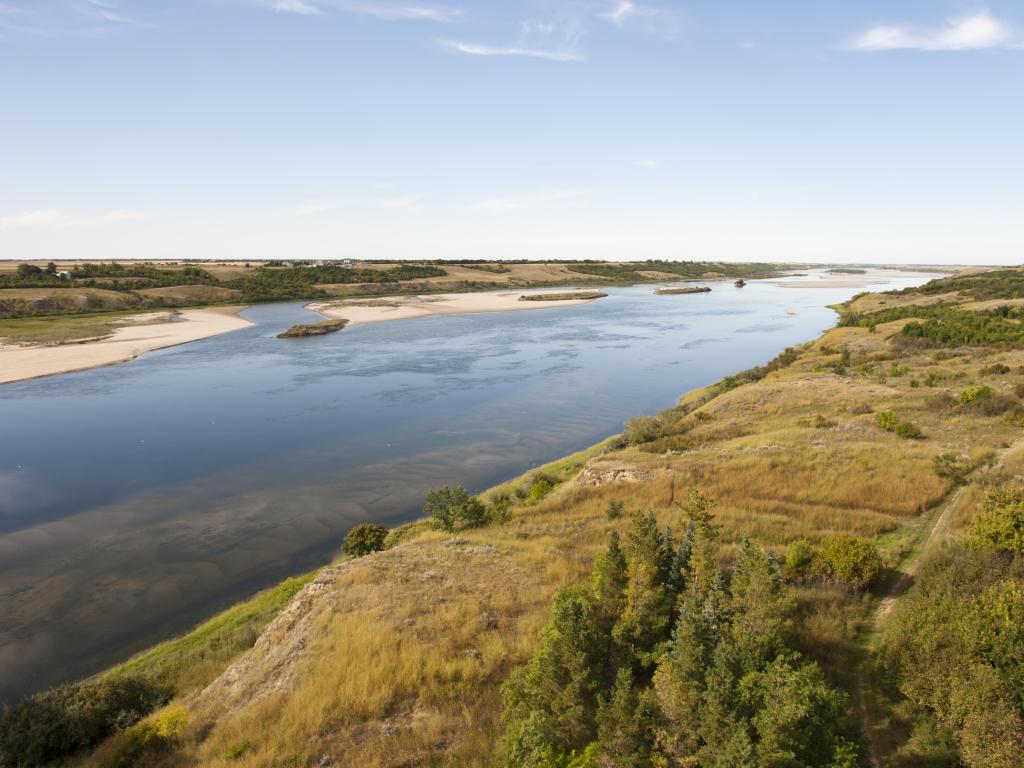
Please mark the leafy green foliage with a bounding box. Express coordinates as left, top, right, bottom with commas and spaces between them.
876, 410, 924, 439
425, 485, 487, 531
0, 677, 170, 768
884, 545, 1024, 768
971, 486, 1024, 555
343, 523, 388, 557
818, 535, 883, 591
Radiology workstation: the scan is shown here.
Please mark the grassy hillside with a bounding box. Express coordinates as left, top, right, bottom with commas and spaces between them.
5, 268, 1024, 767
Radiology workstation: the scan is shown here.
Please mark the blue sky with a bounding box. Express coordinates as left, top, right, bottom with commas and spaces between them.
1, 1, 1021, 264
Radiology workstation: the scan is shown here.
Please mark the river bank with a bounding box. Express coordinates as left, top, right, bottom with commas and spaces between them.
0, 307, 252, 385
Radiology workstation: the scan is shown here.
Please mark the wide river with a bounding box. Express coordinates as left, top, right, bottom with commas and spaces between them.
0, 270, 933, 701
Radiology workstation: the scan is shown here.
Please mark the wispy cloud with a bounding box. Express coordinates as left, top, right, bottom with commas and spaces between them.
600, 0, 680, 39
444, 1, 679, 64
0, 0, 150, 38
631, 159, 659, 169
0, 208, 146, 229
848, 10, 1016, 51
439, 38, 584, 61
471, 188, 593, 211
254, 0, 462, 21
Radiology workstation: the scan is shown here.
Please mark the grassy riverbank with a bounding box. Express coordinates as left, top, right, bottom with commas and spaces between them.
6, 268, 1024, 767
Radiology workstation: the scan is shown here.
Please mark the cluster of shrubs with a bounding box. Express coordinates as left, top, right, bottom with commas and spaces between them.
956, 384, 1016, 416
875, 410, 923, 440
501, 494, 859, 768
884, 484, 1024, 767
0, 676, 170, 768
782, 535, 884, 592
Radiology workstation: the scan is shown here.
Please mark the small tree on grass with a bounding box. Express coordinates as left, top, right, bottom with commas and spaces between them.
343, 523, 388, 557
425, 485, 487, 531
819, 535, 882, 591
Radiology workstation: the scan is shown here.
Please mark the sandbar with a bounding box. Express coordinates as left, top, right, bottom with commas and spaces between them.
308, 289, 604, 326
0, 307, 252, 385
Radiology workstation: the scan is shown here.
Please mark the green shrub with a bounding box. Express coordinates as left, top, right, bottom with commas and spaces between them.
1014, 382, 1024, 399
488, 492, 513, 524
424, 485, 487, 531
783, 539, 815, 581
0, 677, 170, 768
958, 384, 992, 405
529, 474, 557, 501
89, 706, 187, 768
819, 535, 883, 591
875, 411, 899, 431
605, 500, 624, 520
813, 414, 836, 429
971, 486, 1024, 555
894, 420, 924, 440
343, 523, 388, 557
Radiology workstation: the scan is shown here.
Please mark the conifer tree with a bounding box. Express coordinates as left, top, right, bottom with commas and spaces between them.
597, 668, 661, 768
613, 513, 674, 670
730, 537, 793, 672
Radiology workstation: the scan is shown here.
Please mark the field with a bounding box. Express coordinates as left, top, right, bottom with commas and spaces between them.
7, 268, 1024, 768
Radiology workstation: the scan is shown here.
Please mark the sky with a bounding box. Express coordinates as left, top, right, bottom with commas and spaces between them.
0, 1, 1022, 265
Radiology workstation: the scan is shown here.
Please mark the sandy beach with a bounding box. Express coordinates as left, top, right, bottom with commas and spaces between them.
308, 289, 605, 325
0, 307, 251, 385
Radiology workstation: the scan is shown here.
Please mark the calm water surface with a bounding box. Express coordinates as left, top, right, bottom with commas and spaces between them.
0, 272, 932, 701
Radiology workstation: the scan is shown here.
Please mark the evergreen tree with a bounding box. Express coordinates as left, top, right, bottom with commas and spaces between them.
502, 588, 603, 766
679, 490, 720, 597
729, 538, 793, 672
613, 513, 674, 670
597, 668, 661, 768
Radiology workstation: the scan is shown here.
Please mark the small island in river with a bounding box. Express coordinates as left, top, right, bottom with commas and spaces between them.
277, 319, 349, 338
655, 286, 712, 295
518, 291, 608, 302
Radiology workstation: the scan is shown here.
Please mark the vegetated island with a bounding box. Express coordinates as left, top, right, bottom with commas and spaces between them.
655, 286, 712, 295
12, 267, 1024, 768
518, 291, 607, 302
276, 319, 349, 338
734, 278, 746, 287
827, 267, 867, 274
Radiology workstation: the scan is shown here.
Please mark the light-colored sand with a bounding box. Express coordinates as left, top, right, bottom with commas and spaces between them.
0, 307, 251, 385
772, 269, 942, 289
308, 289, 604, 325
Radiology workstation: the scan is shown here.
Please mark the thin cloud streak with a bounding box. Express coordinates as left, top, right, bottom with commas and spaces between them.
440, 38, 585, 61
849, 11, 1016, 51
259, 0, 462, 21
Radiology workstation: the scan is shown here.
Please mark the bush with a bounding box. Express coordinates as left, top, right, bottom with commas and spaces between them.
783, 539, 815, 581
958, 384, 992, 405
875, 411, 899, 431
529, 474, 557, 501
424, 485, 487, 531
1014, 382, 1024, 399
819, 535, 883, 591
0, 677, 170, 768
932, 452, 969, 484
605, 500, 624, 520
894, 420, 924, 440
343, 523, 388, 557
971, 486, 1024, 555
981, 363, 1011, 375
488, 492, 513, 524
813, 414, 836, 429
